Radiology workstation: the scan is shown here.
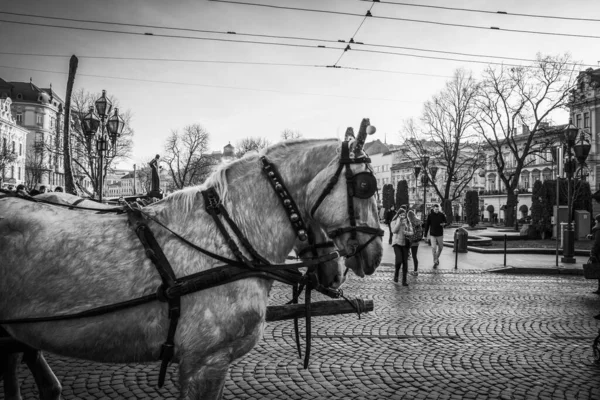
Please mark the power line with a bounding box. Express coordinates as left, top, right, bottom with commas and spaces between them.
210, 0, 600, 40
2, 14, 594, 69
0, 52, 451, 77
0, 64, 417, 102
1, 11, 594, 68
333, 1, 375, 67
0, 19, 345, 51
0, 10, 342, 45
361, 0, 600, 23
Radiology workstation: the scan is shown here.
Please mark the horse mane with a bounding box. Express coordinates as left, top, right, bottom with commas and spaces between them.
163, 138, 340, 214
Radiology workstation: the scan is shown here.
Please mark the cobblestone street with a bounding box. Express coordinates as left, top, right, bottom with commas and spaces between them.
3, 265, 600, 399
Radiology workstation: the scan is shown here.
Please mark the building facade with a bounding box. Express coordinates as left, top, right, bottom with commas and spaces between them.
0, 78, 65, 191
0, 96, 28, 189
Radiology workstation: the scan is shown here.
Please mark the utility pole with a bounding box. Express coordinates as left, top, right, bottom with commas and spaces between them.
133, 163, 136, 195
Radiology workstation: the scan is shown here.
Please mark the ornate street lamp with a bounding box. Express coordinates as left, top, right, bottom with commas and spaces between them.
561, 120, 579, 264
79, 90, 125, 202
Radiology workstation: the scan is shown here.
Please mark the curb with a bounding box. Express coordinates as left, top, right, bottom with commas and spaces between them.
485, 266, 584, 275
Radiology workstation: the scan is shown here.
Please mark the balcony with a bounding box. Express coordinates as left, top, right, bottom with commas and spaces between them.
479, 187, 531, 196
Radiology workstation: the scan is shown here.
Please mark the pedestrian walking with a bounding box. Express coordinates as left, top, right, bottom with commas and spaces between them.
586, 214, 600, 294
391, 208, 413, 286
384, 205, 396, 244
406, 209, 423, 275
424, 203, 447, 268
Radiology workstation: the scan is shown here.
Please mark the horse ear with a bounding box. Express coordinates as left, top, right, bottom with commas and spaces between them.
352, 118, 376, 155
344, 127, 355, 142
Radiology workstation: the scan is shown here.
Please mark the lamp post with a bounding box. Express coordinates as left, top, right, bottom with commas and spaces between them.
80, 90, 125, 202
514, 188, 520, 232
414, 155, 439, 218
561, 120, 580, 264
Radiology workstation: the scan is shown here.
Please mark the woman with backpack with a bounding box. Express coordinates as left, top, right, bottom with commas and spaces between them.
391, 208, 413, 286
407, 210, 423, 276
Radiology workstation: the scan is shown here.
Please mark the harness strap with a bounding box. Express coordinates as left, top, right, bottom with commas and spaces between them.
328, 226, 385, 238
202, 188, 255, 269
310, 163, 344, 217
127, 208, 180, 388
136, 206, 340, 270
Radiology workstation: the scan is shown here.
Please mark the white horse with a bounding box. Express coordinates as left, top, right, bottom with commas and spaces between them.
0, 136, 382, 400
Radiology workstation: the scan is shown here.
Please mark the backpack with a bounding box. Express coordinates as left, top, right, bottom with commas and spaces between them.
406, 221, 423, 242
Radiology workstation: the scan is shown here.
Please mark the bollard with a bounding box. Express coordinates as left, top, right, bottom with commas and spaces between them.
503, 234, 507, 266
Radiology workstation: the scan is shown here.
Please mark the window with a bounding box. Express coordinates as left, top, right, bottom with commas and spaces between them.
2, 138, 5, 151
19, 143, 22, 156
576, 114, 582, 128
15, 113, 22, 124
36, 114, 43, 125
11, 141, 15, 153
18, 167, 21, 180
10, 166, 14, 178
584, 112, 590, 129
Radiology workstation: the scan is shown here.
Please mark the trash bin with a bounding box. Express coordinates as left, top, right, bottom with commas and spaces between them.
453, 227, 468, 253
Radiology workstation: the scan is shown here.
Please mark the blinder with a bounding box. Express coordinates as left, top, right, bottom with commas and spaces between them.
350, 171, 378, 199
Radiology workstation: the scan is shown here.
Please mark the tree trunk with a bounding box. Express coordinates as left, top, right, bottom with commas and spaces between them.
62, 55, 78, 195
504, 192, 518, 228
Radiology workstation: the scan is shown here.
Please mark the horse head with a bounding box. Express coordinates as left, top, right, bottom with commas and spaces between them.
306, 118, 382, 277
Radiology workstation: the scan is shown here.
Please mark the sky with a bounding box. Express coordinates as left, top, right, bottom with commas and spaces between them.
1, 0, 599, 170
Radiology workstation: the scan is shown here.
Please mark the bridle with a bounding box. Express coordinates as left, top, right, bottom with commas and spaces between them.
309, 140, 384, 257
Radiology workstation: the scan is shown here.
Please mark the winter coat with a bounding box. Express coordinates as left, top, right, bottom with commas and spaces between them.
424, 212, 447, 237
391, 215, 413, 247
408, 219, 423, 246
591, 225, 600, 260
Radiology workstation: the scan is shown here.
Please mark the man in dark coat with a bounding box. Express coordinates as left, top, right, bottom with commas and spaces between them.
424, 203, 447, 268
587, 214, 600, 295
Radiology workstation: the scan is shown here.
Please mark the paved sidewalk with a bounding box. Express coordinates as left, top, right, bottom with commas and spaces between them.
380, 226, 588, 275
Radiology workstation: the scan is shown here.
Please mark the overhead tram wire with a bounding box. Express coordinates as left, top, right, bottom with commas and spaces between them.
0, 19, 345, 52
0, 64, 415, 103
1, 13, 595, 68
209, 0, 600, 40
359, 0, 600, 23
331, 1, 375, 67
0, 53, 452, 78
0, 10, 342, 45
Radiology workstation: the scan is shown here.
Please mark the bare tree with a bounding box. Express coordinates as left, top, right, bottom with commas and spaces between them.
0, 146, 17, 186
474, 53, 580, 227
281, 129, 302, 141
235, 136, 271, 158
135, 162, 153, 194
163, 124, 218, 190
24, 142, 45, 190
400, 69, 484, 211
